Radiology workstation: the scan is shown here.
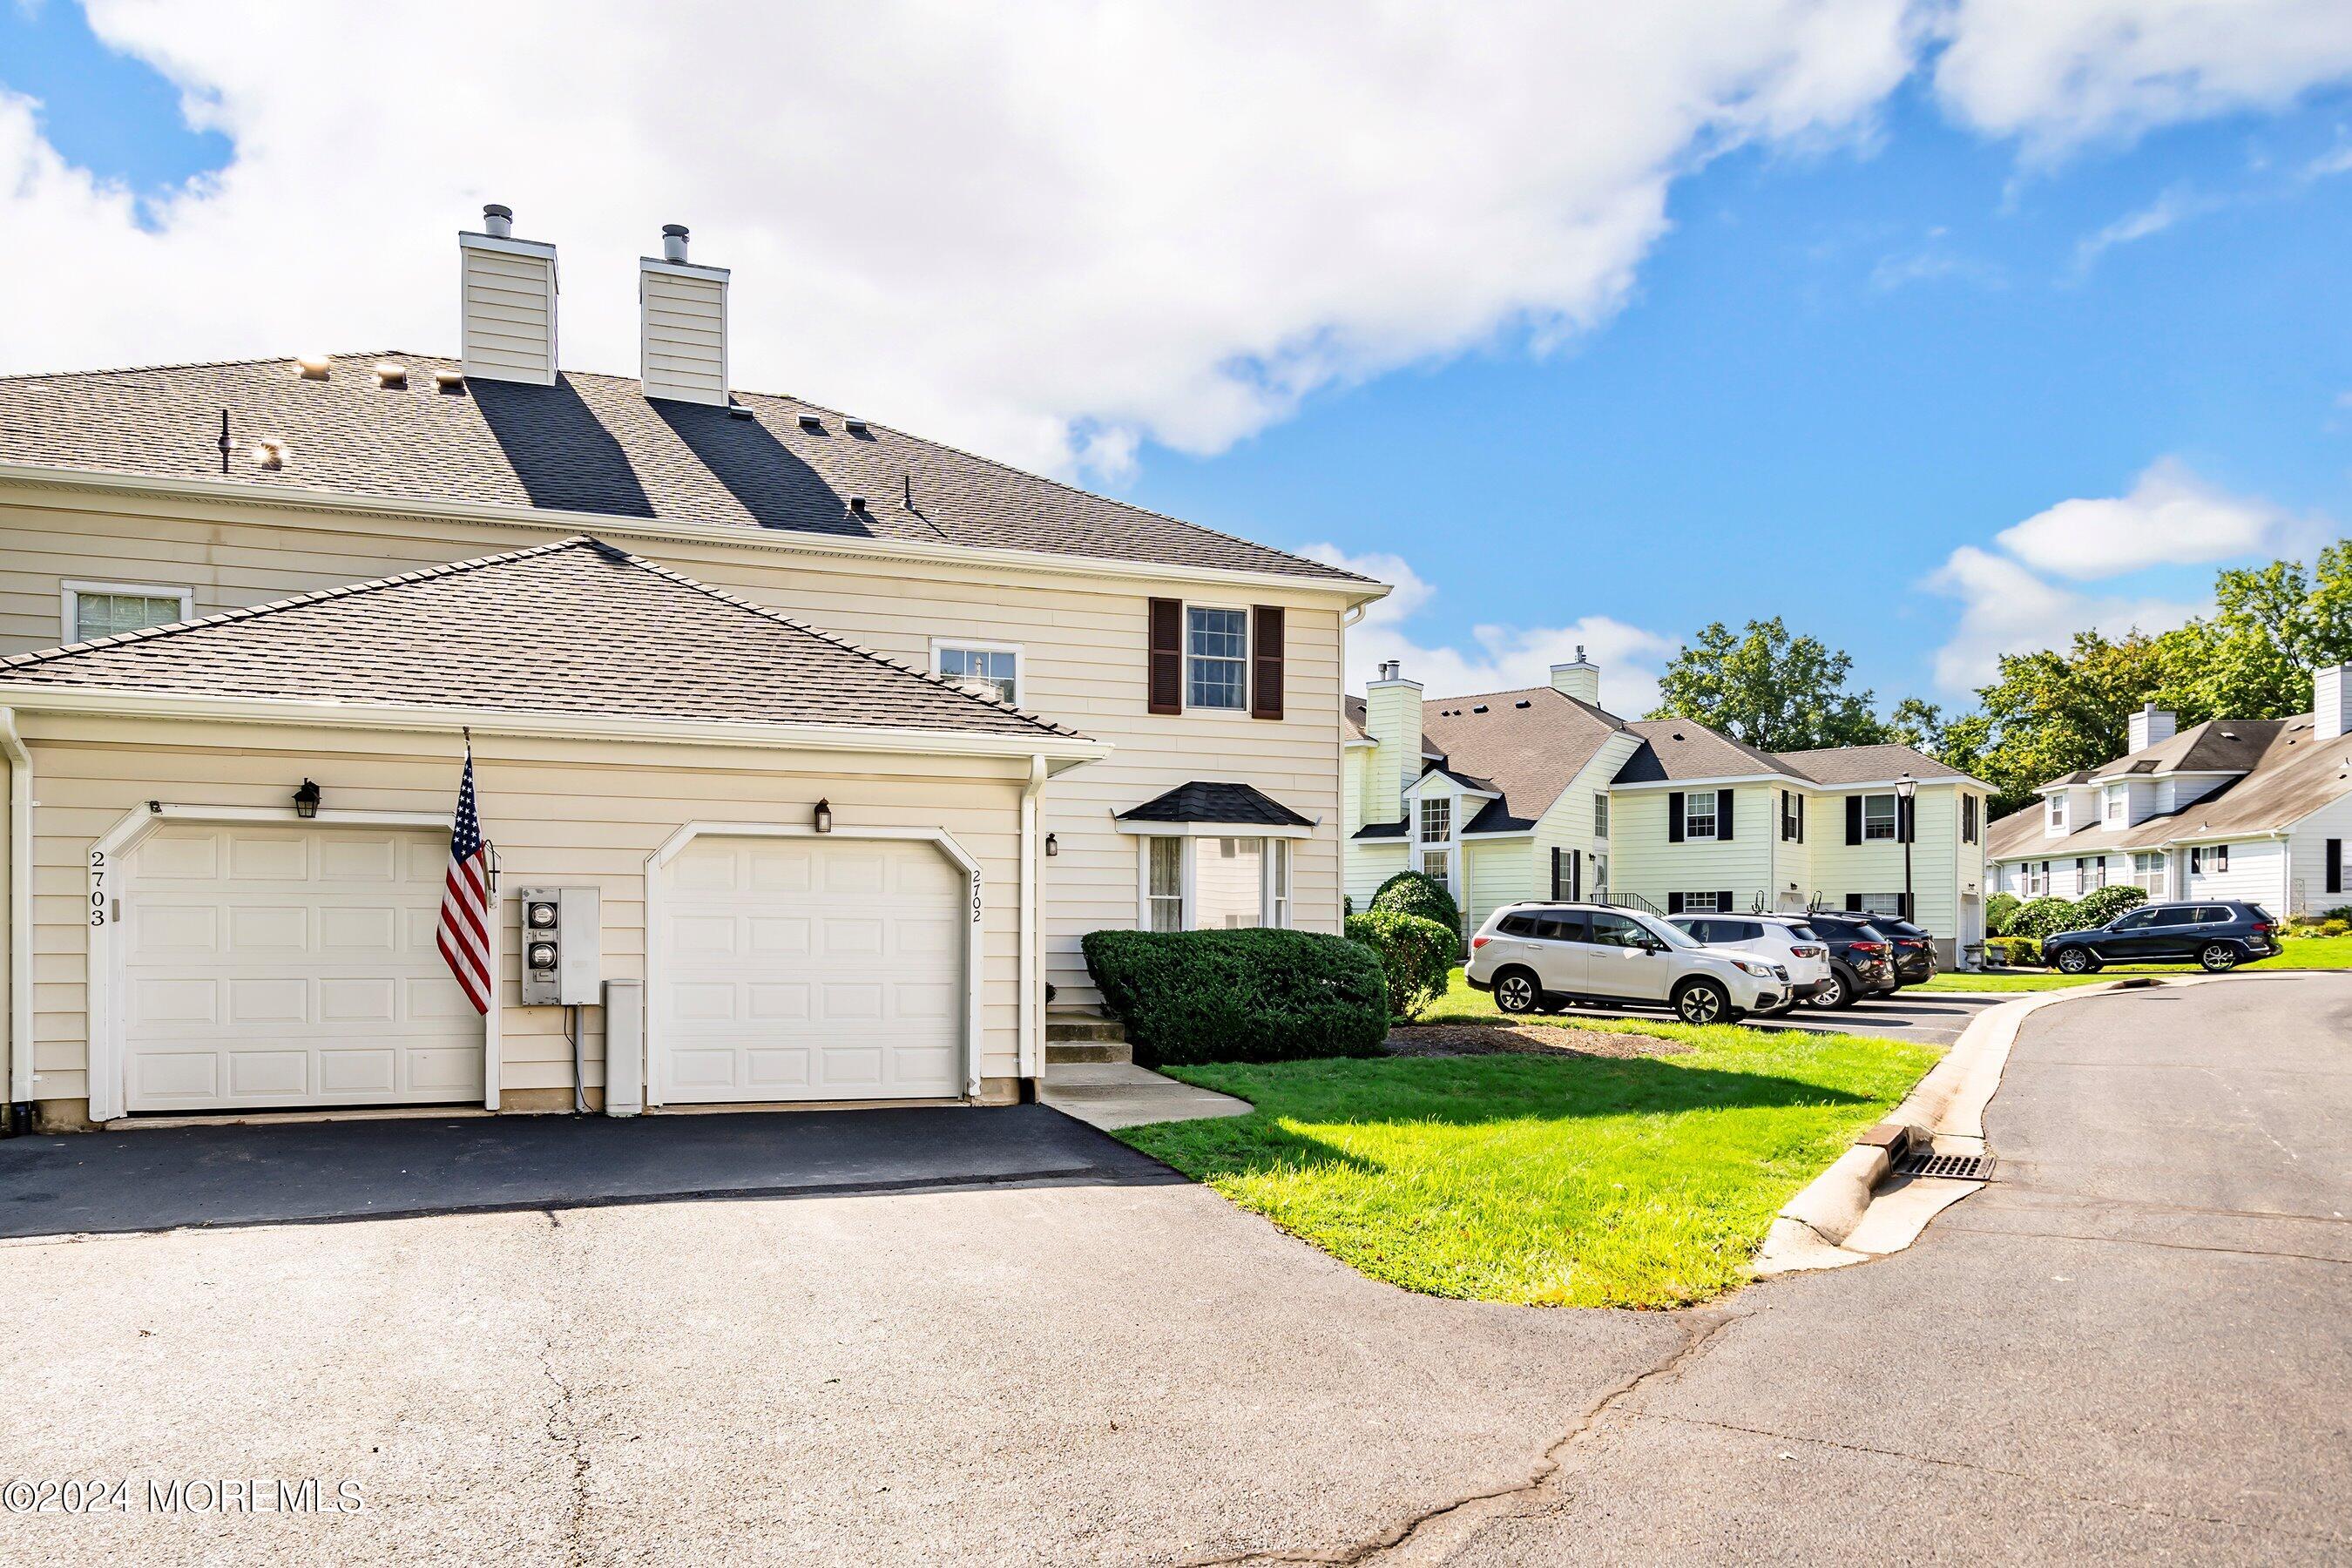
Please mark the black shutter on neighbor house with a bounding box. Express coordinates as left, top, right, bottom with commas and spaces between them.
1780, 789, 1791, 841
1846, 794, 1863, 845
1551, 847, 1567, 900
1718, 890, 1734, 914
1250, 605, 1285, 720
1667, 891, 1685, 914
2328, 838, 2343, 895
1147, 598, 1183, 715
1668, 792, 1686, 842
1797, 793, 1806, 843
1898, 794, 1916, 843
1574, 851, 1585, 901
1716, 788, 1734, 841
1845, 894, 1863, 912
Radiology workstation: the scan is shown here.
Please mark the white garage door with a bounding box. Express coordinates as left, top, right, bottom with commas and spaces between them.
121, 824, 483, 1112
658, 835, 965, 1103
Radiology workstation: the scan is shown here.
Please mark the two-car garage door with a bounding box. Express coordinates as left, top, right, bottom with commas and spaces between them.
122, 824, 483, 1112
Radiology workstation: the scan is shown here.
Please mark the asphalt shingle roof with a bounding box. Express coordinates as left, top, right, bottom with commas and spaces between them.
0, 355, 1371, 585
1611, 719, 1795, 785
1417, 686, 1628, 828
1114, 781, 1315, 828
1770, 743, 1972, 786
0, 536, 1079, 740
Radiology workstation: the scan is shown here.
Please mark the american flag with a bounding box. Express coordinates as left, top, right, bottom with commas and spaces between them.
436, 745, 495, 1014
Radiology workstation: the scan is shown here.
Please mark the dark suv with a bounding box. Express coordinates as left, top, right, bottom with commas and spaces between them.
1788, 911, 1900, 1009
2040, 901, 2281, 974
1867, 916, 1940, 985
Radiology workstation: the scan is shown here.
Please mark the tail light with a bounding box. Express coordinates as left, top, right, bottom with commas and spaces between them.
1470, 935, 1491, 950
1791, 944, 1823, 957
1850, 940, 1886, 955
2250, 923, 2271, 935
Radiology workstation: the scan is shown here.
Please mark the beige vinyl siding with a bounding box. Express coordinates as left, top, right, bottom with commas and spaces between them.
1347, 838, 1407, 913
1806, 784, 1966, 939
639, 268, 727, 405
16, 714, 1030, 1113
2285, 794, 2352, 916
1608, 783, 1774, 916
1527, 733, 1643, 906
460, 246, 558, 386
0, 483, 1351, 1008
2182, 837, 2287, 909
1462, 837, 1531, 937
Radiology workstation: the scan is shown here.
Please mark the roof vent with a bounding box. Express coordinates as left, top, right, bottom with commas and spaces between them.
481, 203, 514, 239
252, 437, 290, 470
661, 222, 689, 264
797, 412, 822, 430
727, 400, 754, 420
433, 368, 467, 393
1515, 700, 1531, 708
373, 361, 407, 388
1472, 704, 1489, 713
846, 417, 871, 436
294, 355, 331, 380
846, 494, 869, 512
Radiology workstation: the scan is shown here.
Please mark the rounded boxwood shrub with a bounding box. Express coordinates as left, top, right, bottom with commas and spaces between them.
1984, 892, 2021, 937
1344, 909, 1455, 1022
1370, 870, 1463, 943
1081, 927, 1389, 1068
2011, 896, 2082, 941
2071, 883, 2148, 927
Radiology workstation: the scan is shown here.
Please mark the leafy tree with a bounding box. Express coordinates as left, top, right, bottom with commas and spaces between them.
1949, 629, 2173, 815
2152, 544, 2352, 720
1648, 618, 1888, 752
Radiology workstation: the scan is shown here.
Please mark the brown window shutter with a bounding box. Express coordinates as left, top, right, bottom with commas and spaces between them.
1147, 598, 1182, 715
1250, 605, 1285, 720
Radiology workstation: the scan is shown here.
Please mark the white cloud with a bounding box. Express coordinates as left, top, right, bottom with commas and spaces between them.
1930, 0, 2352, 160
1994, 457, 2320, 578
1301, 544, 1676, 715
0, 0, 1926, 477
2072, 186, 2219, 269
1922, 544, 2206, 693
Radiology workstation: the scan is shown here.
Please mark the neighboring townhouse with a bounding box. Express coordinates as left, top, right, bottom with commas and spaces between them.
0, 207, 1383, 1131
1345, 655, 1994, 963
1986, 667, 2352, 916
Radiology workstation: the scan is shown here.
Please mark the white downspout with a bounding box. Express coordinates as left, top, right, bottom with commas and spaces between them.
0, 710, 30, 1124
1019, 754, 1048, 1088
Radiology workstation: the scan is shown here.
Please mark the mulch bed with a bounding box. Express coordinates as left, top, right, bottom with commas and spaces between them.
1381, 1023, 1693, 1060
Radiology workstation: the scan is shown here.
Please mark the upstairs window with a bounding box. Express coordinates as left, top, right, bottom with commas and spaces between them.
2048, 794, 2068, 831
1186, 607, 1248, 710
1592, 793, 1609, 840
1962, 794, 1979, 843
1683, 794, 1718, 840
2103, 784, 2126, 825
1418, 797, 1451, 844
1862, 794, 1898, 841
64, 580, 193, 644
933, 642, 1020, 706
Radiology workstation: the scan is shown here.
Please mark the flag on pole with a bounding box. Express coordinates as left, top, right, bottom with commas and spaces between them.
436, 742, 495, 1014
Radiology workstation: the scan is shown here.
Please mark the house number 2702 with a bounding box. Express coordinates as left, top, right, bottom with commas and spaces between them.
87, 847, 108, 927
970, 870, 983, 923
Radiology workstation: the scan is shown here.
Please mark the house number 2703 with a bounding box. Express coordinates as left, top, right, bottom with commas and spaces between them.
87, 847, 108, 927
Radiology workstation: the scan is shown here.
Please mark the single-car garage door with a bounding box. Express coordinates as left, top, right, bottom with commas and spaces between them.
121, 824, 483, 1112
658, 835, 965, 1103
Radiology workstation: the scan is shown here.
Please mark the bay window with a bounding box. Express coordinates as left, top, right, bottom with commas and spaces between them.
1134, 834, 1300, 929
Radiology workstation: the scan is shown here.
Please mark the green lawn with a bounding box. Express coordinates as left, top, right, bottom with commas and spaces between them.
1912, 934, 2352, 991
1117, 1015, 1936, 1310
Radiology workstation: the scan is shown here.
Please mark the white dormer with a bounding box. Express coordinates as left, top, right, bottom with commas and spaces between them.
2045, 790, 2069, 836
458, 205, 558, 386
639, 224, 730, 406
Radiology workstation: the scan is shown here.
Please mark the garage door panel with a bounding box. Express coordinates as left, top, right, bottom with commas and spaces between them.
659, 835, 965, 1103
121, 826, 480, 1113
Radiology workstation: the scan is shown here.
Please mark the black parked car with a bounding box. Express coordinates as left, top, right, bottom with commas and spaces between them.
2040, 901, 2281, 974
1789, 911, 1900, 1008
1868, 916, 1941, 985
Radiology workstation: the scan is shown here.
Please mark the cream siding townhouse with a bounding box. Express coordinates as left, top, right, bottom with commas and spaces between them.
0, 207, 1385, 1132
1346, 656, 1994, 963
1986, 672, 2352, 916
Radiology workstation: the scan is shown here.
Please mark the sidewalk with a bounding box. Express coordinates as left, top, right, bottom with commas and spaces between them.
1038, 1061, 1253, 1132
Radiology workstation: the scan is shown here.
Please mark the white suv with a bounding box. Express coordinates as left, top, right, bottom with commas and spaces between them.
1665, 913, 1834, 1015
1465, 902, 1788, 1026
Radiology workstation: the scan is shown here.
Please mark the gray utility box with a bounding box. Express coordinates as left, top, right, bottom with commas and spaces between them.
517, 886, 601, 1005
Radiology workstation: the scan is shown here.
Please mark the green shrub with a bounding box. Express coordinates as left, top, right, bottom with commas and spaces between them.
1984, 892, 2021, 937
1982, 936, 2041, 966
2010, 896, 2082, 942
1369, 870, 1463, 943
1081, 928, 1389, 1068
2072, 883, 2148, 927
2320, 905, 2352, 923
2318, 919, 2350, 938
1344, 910, 1456, 1022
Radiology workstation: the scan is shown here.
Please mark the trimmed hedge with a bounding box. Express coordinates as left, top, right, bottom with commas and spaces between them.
1984, 892, 2021, 937
1345, 909, 1456, 1022
1983, 936, 2041, 966
1369, 870, 1463, 944
2072, 883, 2148, 927
2010, 896, 2082, 942
1081, 928, 1389, 1068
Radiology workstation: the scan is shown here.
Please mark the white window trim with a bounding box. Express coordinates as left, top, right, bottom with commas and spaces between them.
2047, 794, 2068, 832
1592, 792, 1609, 841
1683, 796, 1720, 841
1182, 602, 1251, 713
1677, 890, 1727, 913
1132, 835, 1295, 929
928, 636, 1024, 703
2103, 783, 2127, 825
1862, 793, 1899, 841
61, 578, 194, 645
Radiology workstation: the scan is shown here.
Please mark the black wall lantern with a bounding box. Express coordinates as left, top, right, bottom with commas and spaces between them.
813, 797, 833, 834
293, 779, 321, 819
1044, 833, 1058, 856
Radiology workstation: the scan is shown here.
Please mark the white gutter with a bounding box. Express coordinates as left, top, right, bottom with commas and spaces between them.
1019, 754, 1047, 1085
0, 685, 1108, 767
0, 464, 1393, 610
0, 709, 28, 1113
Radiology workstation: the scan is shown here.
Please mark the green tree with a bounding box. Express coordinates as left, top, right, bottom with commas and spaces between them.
1648, 618, 1888, 752
1957, 629, 2173, 815
2153, 543, 2352, 719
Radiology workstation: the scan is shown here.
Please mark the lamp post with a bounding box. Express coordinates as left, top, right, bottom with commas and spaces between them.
1894, 773, 1916, 930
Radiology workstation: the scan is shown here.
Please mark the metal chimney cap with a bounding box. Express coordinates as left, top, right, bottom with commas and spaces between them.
481, 203, 514, 237
660, 223, 690, 262
661, 223, 689, 238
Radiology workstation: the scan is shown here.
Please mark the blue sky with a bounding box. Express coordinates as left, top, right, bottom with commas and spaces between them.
3, 3, 2349, 716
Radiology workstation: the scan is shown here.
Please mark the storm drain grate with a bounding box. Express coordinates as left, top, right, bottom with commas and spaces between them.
1896, 1150, 1995, 1181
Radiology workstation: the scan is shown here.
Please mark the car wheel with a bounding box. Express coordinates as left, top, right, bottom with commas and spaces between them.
1673, 978, 1731, 1026
2054, 947, 2099, 975
1808, 968, 1851, 1010
1493, 969, 1541, 1014
2197, 943, 2240, 974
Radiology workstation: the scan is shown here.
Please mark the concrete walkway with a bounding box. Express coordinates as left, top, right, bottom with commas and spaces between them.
1038, 1060, 1254, 1131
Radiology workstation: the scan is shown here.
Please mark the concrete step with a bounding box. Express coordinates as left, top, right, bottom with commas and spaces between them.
1045, 1016, 1126, 1044
1044, 1039, 1133, 1066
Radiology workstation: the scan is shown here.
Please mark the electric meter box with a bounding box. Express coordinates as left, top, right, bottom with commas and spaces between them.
517, 886, 600, 1005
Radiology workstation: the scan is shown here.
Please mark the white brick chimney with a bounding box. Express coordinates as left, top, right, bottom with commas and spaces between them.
2127, 700, 2176, 754
1364, 662, 1423, 828
2317, 663, 2352, 742
458, 204, 558, 386
1550, 645, 1601, 706
639, 224, 730, 406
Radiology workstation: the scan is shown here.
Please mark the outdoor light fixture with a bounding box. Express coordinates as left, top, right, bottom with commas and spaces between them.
1044, 833, 1058, 856
813, 798, 833, 834
1894, 773, 1917, 801
293, 779, 321, 819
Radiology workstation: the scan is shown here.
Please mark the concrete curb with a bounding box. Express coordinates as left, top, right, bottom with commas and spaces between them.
1754, 977, 2163, 1277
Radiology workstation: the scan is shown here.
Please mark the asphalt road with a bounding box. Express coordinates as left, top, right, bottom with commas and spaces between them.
0, 977, 2340, 1564
1558, 988, 2015, 1047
